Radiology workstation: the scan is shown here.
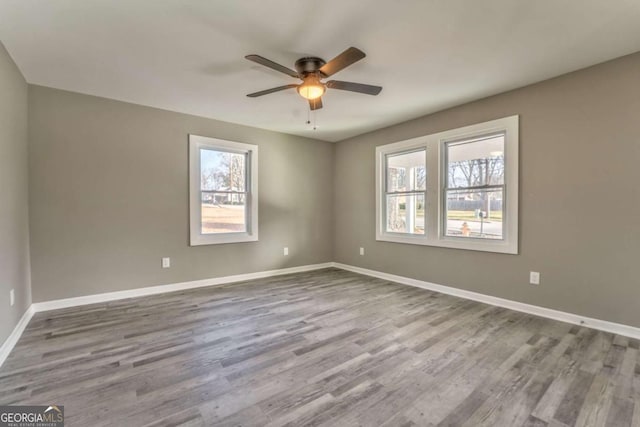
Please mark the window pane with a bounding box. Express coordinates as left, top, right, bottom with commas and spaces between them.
386, 193, 425, 234
201, 192, 246, 234
201, 149, 246, 192
445, 189, 503, 239
447, 134, 504, 188
386, 149, 426, 192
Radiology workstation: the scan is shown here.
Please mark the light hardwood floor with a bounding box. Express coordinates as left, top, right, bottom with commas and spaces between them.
1, 268, 638, 426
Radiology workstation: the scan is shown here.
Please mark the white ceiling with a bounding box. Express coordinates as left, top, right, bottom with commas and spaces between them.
1, 1, 640, 142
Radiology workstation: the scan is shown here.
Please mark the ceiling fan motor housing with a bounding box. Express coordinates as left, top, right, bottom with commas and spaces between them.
295, 57, 326, 76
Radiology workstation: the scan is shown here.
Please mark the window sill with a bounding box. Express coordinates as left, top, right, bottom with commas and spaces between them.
376, 233, 518, 254
190, 232, 258, 246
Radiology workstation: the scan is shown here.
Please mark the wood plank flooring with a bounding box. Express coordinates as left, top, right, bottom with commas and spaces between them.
1, 268, 638, 426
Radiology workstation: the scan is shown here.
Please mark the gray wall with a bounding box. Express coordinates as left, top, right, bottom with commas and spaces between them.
21, 51, 640, 330
334, 52, 640, 328
0, 42, 31, 343
29, 86, 334, 302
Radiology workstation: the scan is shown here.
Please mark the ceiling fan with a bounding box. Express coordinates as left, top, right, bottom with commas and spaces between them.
245, 47, 382, 111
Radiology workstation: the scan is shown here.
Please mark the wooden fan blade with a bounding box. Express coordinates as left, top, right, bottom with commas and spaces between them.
246, 84, 298, 97
245, 55, 299, 78
319, 47, 366, 77
326, 80, 382, 95
309, 97, 323, 111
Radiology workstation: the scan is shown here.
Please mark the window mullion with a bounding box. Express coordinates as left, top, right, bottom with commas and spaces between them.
444, 184, 504, 192
385, 190, 424, 196
425, 139, 440, 241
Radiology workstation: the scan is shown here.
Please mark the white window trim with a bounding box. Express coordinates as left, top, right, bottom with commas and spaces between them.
376, 116, 519, 254
189, 134, 258, 246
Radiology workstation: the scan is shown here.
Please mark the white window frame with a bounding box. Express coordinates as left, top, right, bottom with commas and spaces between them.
189, 134, 258, 246
376, 116, 519, 254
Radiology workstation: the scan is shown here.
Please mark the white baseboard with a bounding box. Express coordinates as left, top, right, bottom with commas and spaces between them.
0, 305, 35, 368
31, 262, 334, 312
0, 262, 333, 368
3, 260, 639, 370
333, 263, 640, 340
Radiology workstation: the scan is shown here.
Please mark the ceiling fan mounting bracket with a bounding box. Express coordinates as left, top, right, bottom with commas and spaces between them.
294, 57, 326, 76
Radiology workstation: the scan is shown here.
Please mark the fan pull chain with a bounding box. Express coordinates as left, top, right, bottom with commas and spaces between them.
313, 109, 317, 131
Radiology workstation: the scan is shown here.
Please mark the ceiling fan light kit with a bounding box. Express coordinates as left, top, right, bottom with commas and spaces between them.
245, 47, 382, 112
297, 73, 325, 100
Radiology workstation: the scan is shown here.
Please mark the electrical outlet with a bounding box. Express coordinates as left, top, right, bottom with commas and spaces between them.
529, 271, 540, 285
359, 247, 365, 256
10, 289, 15, 306
284, 247, 289, 256
162, 257, 171, 268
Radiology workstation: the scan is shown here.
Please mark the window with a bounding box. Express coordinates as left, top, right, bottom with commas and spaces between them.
385, 149, 426, 235
189, 135, 258, 245
444, 134, 505, 240
376, 116, 518, 254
